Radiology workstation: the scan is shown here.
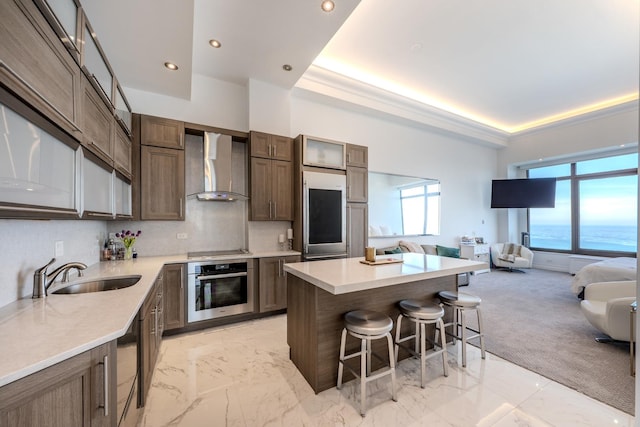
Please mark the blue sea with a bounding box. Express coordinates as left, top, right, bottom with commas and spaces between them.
530, 224, 637, 252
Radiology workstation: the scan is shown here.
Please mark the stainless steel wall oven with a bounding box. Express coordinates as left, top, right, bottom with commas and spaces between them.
187, 259, 254, 322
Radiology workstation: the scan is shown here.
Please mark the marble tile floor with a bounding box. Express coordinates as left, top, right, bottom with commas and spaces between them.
139, 314, 635, 426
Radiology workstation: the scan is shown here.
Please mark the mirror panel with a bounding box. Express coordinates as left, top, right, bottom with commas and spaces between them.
368, 171, 440, 237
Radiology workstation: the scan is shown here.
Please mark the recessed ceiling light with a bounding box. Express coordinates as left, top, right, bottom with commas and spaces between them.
164, 62, 179, 71
282, 64, 293, 71
321, 0, 335, 12
209, 39, 221, 48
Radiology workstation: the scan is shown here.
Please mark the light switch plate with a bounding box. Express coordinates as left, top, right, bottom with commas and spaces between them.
177, 233, 188, 240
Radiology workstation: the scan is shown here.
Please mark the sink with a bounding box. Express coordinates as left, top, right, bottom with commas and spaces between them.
52, 275, 142, 294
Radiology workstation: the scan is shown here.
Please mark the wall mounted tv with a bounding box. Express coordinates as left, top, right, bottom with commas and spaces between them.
491, 178, 556, 208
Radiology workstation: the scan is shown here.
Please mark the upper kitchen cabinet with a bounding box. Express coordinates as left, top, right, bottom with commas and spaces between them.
0, 88, 80, 218
0, 0, 81, 139
140, 145, 185, 220
114, 84, 132, 136
114, 123, 132, 178
250, 131, 293, 162
33, 0, 82, 62
141, 115, 185, 150
250, 158, 293, 221
80, 73, 114, 165
346, 144, 368, 168
81, 19, 114, 105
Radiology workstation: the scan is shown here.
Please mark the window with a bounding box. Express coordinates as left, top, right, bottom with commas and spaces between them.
527, 153, 637, 255
400, 181, 440, 235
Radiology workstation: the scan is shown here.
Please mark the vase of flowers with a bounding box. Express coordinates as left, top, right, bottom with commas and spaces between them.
116, 230, 141, 260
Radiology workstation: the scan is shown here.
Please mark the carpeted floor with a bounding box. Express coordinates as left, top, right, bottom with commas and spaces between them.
465, 268, 635, 415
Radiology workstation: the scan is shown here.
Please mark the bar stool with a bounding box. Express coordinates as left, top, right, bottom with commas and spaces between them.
337, 309, 398, 416
394, 300, 448, 388
437, 290, 486, 367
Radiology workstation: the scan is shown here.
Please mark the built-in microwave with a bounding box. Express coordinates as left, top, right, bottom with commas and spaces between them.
303, 171, 347, 260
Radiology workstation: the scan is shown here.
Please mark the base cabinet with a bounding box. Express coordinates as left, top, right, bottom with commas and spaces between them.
0, 341, 116, 427
163, 263, 185, 331
259, 256, 300, 312
139, 274, 163, 407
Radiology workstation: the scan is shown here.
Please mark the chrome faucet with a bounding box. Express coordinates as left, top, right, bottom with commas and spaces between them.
32, 258, 87, 298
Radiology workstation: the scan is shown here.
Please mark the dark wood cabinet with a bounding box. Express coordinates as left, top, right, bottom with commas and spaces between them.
259, 256, 300, 312
346, 144, 368, 168
250, 157, 293, 221
0, 0, 81, 139
141, 115, 185, 149
0, 341, 116, 427
163, 263, 185, 331
140, 145, 185, 220
140, 274, 163, 407
250, 131, 293, 162
114, 124, 132, 178
347, 203, 368, 258
80, 74, 114, 165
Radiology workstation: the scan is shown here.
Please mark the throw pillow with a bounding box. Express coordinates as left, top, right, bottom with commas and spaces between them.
399, 240, 425, 254
384, 247, 403, 254
502, 243, 522, 257
436, 245, 460, 258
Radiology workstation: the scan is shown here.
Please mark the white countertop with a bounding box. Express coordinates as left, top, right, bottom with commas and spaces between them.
283, 253, 487, 295
0, 250, 300, 388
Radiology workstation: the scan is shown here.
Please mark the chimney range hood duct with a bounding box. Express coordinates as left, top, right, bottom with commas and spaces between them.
193, 132, 248, 201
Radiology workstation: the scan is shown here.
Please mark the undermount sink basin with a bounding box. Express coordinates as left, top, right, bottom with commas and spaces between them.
52, 275, 142, 295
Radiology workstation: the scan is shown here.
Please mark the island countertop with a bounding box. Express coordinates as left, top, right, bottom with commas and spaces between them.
283, 253, 487, 295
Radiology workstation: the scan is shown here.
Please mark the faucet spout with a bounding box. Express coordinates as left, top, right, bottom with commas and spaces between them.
32, 259, 88, 298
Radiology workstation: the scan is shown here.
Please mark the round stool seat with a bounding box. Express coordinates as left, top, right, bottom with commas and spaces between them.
344, 310, 393, 336
438, 290, 481, 308
398, 300, 445, 321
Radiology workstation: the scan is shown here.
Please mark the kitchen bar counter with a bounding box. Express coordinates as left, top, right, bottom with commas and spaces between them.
0, 250, 300, 388
284, 253, 486, 393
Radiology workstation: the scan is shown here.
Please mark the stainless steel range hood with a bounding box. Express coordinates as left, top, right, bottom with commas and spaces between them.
187, 132, 248, 201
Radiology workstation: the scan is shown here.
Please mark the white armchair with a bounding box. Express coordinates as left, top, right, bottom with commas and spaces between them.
490, 243, 534, 272
580, 280, 636, 342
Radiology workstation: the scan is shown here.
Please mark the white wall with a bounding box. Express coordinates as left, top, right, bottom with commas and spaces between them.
290, 96, 498, 248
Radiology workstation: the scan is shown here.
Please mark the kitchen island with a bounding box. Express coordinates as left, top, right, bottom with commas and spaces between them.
283, 253, 486, 393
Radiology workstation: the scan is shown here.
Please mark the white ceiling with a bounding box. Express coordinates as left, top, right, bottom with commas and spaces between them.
83, 0, 639, 134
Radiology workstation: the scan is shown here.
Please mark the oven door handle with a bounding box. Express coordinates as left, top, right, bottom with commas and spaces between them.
196, 272, 247, 280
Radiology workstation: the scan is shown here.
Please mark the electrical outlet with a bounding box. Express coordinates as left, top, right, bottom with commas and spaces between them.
54, 240, 64, 257
177, 233, 188, 240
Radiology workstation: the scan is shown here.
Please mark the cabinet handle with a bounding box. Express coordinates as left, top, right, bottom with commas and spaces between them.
180, 132, 184, 148
268, 200, 273, 219
273, 145, 277, 158
347, 152, 351, 163
87, 212, 114, 218
100, 354, 109, 416
273, 201, 277, 219
278, 259, 283, 277
0, 61, 80, 132
179, 198, 183, 217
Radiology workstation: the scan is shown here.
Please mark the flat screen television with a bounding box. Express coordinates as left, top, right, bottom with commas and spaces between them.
491, 178, 556, 208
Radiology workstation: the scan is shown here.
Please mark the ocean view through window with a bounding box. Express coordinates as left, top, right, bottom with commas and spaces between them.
528, 152, 637, 255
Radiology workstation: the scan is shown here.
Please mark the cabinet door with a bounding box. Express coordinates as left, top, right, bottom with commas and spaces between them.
271, 160, 293, 221
346, 144, 368, 168
0, 341, 116, 427
141, 115, 184, 149
259, 256, 299, 312
163, 263, 185, 331
249, 131, 271, 158
0, 0, 81, 137
80, 74, 114, 165
82, 152, 113, 219
140, 145, 185, 220
250, 157, 272, 220
270, 135, 293, 162
347, 166, 368, 203
114, 124, 132, 178
347, 203, 368, 258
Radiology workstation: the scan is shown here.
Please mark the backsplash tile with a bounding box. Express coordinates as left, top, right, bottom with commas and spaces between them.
0, 220, 106, 307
